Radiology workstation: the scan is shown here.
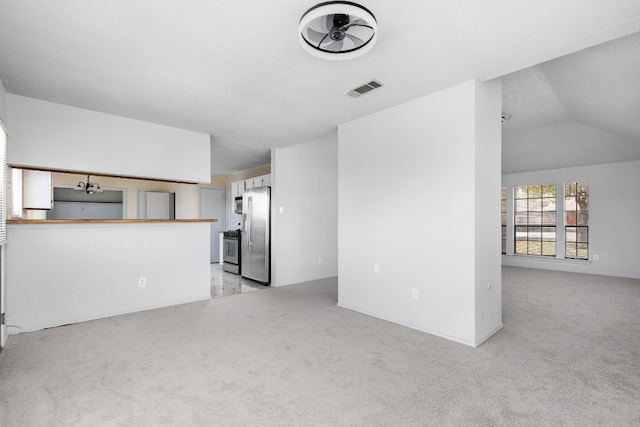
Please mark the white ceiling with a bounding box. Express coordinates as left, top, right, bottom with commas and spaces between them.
502, 31, 640, 173
1, 1, 639, 175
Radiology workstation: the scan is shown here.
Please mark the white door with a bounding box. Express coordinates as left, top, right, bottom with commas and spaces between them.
200, 188, 225, 263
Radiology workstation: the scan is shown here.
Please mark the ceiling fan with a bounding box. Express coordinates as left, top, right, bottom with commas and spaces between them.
299, 2, 377, 60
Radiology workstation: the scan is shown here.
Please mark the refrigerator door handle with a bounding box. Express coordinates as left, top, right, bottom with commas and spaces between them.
247, 197, 252, 246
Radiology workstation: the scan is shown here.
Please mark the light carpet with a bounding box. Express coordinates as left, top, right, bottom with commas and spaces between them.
1, 266, 639, 426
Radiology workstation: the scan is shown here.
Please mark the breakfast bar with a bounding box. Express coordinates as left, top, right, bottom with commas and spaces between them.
5, 219, 217, 334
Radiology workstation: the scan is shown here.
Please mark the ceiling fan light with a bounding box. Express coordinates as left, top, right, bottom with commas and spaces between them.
299, 2, 377, 61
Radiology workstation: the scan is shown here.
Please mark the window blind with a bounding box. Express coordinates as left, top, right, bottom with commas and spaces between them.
0, 123, 6, 244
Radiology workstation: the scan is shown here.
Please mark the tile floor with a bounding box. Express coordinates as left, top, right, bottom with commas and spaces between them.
210, 263, 268, 298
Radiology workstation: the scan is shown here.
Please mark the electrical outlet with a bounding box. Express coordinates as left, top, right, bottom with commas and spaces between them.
593, 255, 599, 261
487, 283, 492, 290
139, 277, 146, 288
373, 263, 380, 274
318, 256, 323, 264
412, 288, 419, 300
279, 206, 284, 214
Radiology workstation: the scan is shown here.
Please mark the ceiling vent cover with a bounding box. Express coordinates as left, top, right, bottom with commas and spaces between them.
346, 80, 383, 98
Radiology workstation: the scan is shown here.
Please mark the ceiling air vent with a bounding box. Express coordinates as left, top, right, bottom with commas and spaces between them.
346, 80, 383, 98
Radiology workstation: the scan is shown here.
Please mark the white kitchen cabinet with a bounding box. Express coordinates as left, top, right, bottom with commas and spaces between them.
243, 178, 254, 191
261, 174, 271, 187
231, 174, 271, 201
23, 170, 52, 209
246, 174, 271, 189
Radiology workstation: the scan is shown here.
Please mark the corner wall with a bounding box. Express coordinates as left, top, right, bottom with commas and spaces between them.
0, 78, 6, 124
271, 131, 338, 287
338, 80, 502, 347
474, 79, 503, 343
502, 160, 640, 279
0, 77, 6, 348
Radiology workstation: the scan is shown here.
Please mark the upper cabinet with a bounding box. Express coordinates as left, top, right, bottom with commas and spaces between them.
22, 169, 52, 209
231, 174, 271, 199
245, 174, 271, 190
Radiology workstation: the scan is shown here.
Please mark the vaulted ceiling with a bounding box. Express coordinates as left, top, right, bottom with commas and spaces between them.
1, 1, 639, 175
502, 31, 640, 173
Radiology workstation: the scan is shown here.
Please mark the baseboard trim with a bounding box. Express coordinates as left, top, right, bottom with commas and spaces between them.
475, 323, 504, 347
337, 302, 477, 347
272, 275, 338, 288
8, 295, 212, 335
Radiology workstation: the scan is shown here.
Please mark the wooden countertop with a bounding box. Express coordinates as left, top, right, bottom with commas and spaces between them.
8, 219, 218, 224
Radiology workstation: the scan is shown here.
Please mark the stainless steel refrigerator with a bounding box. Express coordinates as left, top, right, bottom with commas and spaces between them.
241, 186, 270, 284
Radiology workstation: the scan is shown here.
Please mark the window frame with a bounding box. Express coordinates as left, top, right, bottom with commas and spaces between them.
513, 184, 557, 257
564, 181, 589, 260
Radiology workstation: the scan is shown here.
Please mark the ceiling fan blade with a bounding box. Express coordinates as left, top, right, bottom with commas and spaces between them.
326, 39, 344, 52
345, 33, 364, 46
325, 14, 335, 31
339, 19, 367, 30
306, 27, 327, 44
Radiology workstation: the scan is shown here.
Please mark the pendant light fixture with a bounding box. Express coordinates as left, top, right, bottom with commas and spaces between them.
74, 175, 103, 194
299, 1, 377, 60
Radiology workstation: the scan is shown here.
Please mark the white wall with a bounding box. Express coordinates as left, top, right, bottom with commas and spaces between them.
474, 79, 503, 342
502, 160, 640, 279
0, 77, 6, 348
338, 80, 502, 347
226, 186, 242, 230
0, 77, 6, 124
6, 94, 210, 183
271, 130, 338, 287
6, 222, 211, 333
47, 201, 124, 219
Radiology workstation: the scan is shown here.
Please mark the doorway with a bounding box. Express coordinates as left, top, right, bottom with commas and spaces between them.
137, 190, 175, 219
200, 188, 225, 263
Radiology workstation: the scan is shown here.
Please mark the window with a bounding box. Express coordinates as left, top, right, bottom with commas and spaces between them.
501, 187, 507, 254
514, 184, 556, 256
565, 181, 589, 260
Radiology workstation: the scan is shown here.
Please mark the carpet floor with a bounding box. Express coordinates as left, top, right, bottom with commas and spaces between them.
1, 266, 639, 426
